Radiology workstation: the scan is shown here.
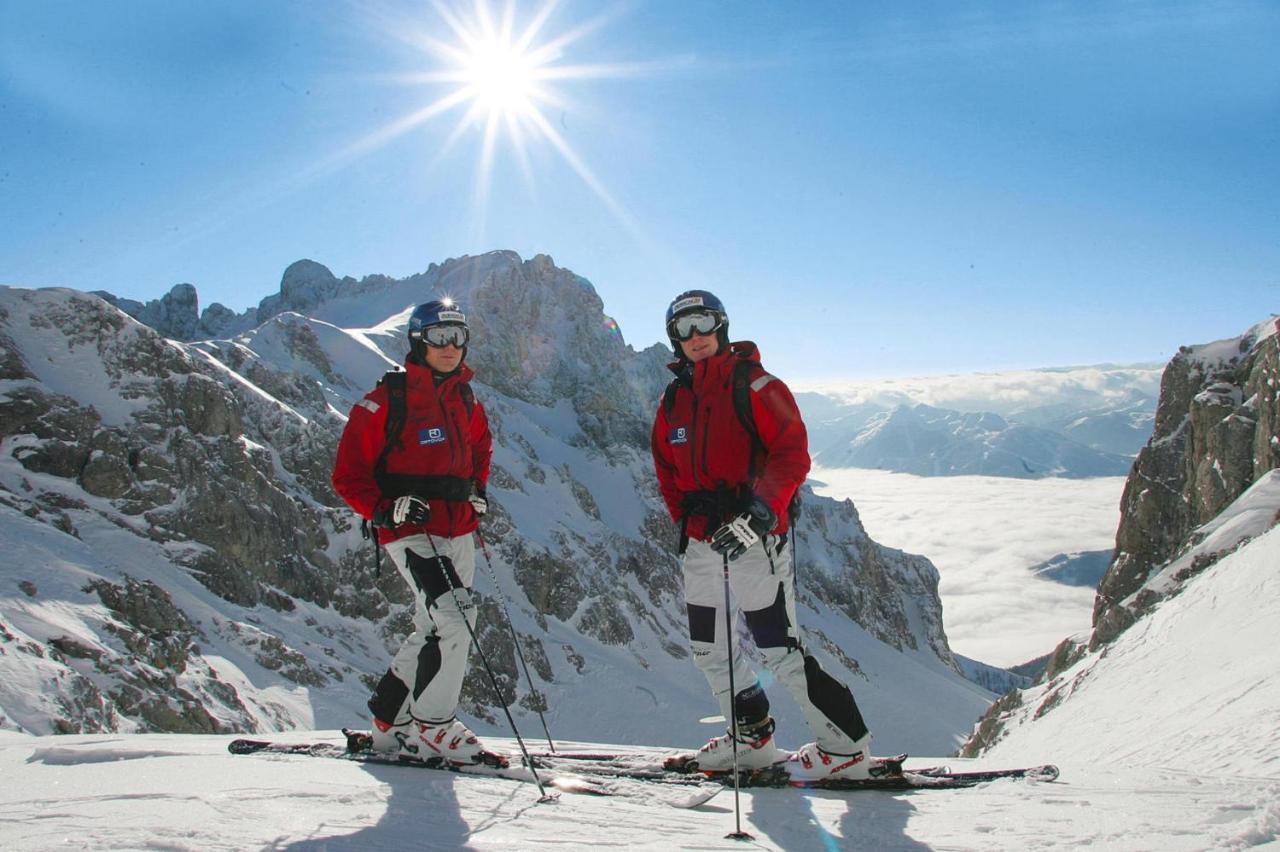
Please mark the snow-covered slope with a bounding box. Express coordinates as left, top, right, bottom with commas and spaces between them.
3, 699, 1274, 849
983, 522, 1280, 785
947, 318, 1280, 846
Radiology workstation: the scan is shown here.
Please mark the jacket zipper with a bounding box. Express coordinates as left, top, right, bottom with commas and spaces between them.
438, 377, 462, 537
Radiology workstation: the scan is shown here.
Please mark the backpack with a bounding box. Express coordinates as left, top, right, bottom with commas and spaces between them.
661, 358, 801, 524
373, 369, 474, 477
361, 369, 476, 575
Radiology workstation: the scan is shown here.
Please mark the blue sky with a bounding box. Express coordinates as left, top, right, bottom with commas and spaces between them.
2, 0, 1277, 380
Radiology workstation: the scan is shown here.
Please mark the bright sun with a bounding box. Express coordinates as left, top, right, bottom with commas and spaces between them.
339, 1, 671, 230
462, 34, 539, 116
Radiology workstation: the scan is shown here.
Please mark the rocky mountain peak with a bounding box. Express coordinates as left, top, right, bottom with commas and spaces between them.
1, 254, 980, 752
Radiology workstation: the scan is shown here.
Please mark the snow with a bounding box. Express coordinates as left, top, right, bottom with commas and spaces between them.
1185, 315, 1280, 371
5, 530, 1277, 849
1143, 469, 1280, 598
810, 467, 1125, 666
0, 288, 157, 426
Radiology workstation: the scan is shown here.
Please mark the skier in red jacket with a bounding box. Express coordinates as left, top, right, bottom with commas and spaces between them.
651, 290, 874, 782
333, 299, 493, 764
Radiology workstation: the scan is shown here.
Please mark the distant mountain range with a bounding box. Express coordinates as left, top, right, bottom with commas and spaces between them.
797, 365, 1161, 478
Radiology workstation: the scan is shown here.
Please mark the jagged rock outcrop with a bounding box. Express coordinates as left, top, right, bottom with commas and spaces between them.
963, 317, 1280, 756
2, 252, 973, 746
1093, 317, 1280, 645
95, 283, 249, 341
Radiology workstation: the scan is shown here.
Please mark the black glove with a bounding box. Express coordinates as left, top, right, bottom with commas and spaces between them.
371, 495, 431, 528
469, 483, 488, 518
709, 497, 777, 561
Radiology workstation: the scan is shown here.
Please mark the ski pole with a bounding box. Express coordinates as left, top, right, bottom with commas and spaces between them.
423, 534, 555, 803
475, 530, 556, 753
722, 551, 754, 842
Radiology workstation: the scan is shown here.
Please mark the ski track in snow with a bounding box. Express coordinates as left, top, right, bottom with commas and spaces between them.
1, 731, 1275, 850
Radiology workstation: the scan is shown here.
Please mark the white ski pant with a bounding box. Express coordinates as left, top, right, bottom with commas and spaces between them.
683, 536, 868, 753
383, 533, 477, 725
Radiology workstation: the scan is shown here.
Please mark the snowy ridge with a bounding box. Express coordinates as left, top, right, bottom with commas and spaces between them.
1183, 315, 1280, 371
948, 317, 1280, 846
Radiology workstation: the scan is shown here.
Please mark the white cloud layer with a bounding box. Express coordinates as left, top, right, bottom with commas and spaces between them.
809, 467, 1125, 667
797, 364, 1163, 416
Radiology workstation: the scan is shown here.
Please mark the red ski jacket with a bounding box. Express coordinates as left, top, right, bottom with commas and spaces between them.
332, 360, 491, 544
651, 341, 810, 541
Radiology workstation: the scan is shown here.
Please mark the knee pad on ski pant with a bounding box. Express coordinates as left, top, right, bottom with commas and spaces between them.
404, 550, 465, 605
742, 583, 795, 651
690, 637, 765, 725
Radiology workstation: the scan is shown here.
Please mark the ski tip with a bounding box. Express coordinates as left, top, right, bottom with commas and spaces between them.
476, 750, 511, 769
342, 729, 373, 755
549, 776, 612, 797
227, 739, 271, 755
1032, 765, 1060, 781
662, 753, 699, 774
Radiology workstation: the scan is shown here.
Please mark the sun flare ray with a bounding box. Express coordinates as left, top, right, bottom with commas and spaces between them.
348, 0, 676, 238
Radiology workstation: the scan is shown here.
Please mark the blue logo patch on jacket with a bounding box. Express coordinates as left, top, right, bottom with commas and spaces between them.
419, 426, 447, 445
669, 425, 689, 445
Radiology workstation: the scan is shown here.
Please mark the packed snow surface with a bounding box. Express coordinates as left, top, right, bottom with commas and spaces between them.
5, 528, 1277, 850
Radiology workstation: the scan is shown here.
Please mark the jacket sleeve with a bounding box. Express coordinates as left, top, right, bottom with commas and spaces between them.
470, 400, 492, 490
748, 374, 811, 525
651, 399, 683, 523
331, 393, 387, 519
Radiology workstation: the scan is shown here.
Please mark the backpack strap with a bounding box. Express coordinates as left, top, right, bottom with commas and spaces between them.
458, 381, 475, 418
731, 360, 767, 481
373, 370, 408, 482
662, 364, 690, 417
731, 359, 802, 526
373, 369, 476, 482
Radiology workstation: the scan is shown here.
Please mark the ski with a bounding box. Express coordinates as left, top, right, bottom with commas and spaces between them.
226, 736, 721, 809
663, 751, 916, 778
290, 732, 1058, 794
533, 748, 1058, 791
716, 762, 1061, 790
532, 750, 944, 779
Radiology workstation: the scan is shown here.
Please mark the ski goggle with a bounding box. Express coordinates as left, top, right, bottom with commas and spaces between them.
419, 324, 469, 348
667, 310, 723, 342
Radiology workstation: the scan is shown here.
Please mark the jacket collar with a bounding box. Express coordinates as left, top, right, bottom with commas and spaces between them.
404, 358, 474, 389
667, 341, 761, 385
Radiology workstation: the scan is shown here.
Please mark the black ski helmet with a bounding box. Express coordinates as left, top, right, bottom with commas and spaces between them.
665, 289, 729, 356
407, 298, 468, 365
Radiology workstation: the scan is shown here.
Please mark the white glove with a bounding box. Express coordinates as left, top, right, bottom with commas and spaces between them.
392, 495, 431, 526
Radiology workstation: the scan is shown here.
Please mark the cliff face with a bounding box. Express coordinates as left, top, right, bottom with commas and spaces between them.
962, 316, 1280, 758
1093, 318, 1280, 646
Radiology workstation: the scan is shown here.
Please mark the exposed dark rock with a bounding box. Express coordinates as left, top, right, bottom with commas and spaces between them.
1093, 325, 1280, 647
